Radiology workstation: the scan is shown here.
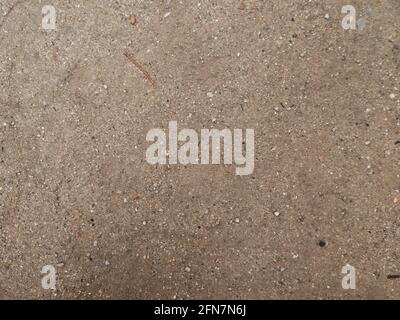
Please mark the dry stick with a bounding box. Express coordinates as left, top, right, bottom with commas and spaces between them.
124, 52, 156, 87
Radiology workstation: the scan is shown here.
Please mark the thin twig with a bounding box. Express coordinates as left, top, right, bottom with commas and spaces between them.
124, 51, 156, 87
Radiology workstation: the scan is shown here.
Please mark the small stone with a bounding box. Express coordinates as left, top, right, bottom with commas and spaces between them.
207, 92, 214, 98
105, 260, 110, 266
185, 267, 191, 272
164, 12, 171, 18
128, 15, 137, 26
324, 14, 330, 20
365, 141, 371, 145
133, 191, 140, 200
234, 218, 240, 223
394, 197, 399, 204
390, 93, 396, 99
273, 211, 280, 217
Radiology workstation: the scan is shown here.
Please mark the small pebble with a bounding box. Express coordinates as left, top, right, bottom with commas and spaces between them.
128, 15, 137, 26
132, 192, 140, 200
318, 240, 327, 247
273, 211, 280, 217
185, 267, 191, 272
390, 93, 396, 99
207, 92, 214, 98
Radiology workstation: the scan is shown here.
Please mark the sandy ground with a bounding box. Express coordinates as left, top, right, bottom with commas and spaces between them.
0, 0, 399, 300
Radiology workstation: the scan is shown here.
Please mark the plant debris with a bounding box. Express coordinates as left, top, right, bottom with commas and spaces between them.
124, 51, 156, 87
